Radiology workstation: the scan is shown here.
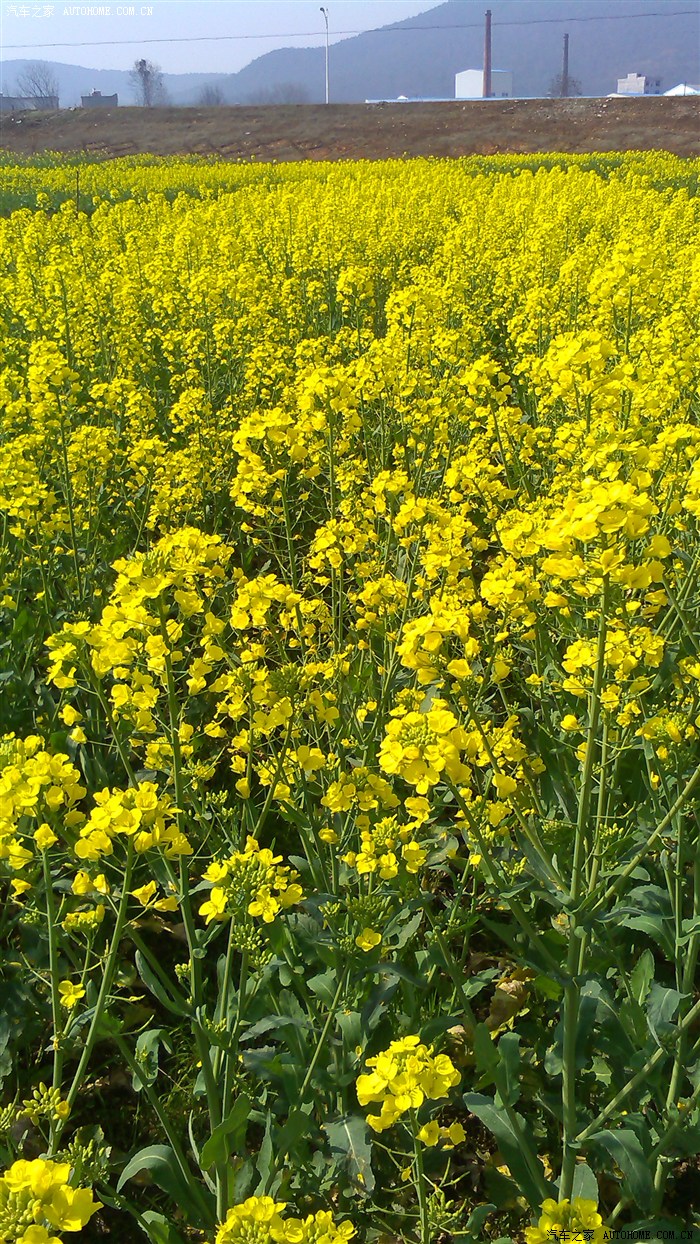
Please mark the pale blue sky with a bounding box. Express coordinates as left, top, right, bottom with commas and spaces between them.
1, 0, 444, 74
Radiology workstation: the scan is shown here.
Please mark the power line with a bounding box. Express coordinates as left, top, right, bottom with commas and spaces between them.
2, 8, 697, 52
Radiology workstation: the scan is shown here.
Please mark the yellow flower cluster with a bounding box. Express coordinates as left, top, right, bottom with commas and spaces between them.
356, 1036, 460, 1132
0, 1158, 101, 1242
525, 1198, 607, 1244
215, 1197, 354, 1244
341, 815, 428, 880
379, 706, 471, 794
199, 836, 303, 925
75, 782, 188, 862
0, 736, 85, 873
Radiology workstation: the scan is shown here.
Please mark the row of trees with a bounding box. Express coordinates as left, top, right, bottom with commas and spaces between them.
11, 59, 169, 107
11, 59, 310, 108
14, 58, 578, 109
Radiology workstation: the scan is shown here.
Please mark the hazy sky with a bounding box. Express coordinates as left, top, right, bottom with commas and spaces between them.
0, 0, 446, 74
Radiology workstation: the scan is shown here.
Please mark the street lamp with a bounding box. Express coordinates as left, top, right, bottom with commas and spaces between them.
320, 7, 329, 104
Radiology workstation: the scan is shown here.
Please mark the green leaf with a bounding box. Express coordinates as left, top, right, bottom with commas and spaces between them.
132, 1028, 172, 1093
240, 1014, 309, 1043
589, 1128, 653, 1211
200, 1094, 250, 1172
116, 1145, 212, 1227
323, 1114, 374, 1195
474, 1023, 498, 1089
135, 950, 190, 1018
0, 1014, 11, 1087
571, 1161, 599, 1202
462, 968, 501, 999
139, 1211, 187, 1244
390, 909, 423, 949
277, 1108, 314, 1160
232, 1156, 255, 1202
621, 915, 674, 957
463, 1092, 550, 1209
254, 1113, 275, 1195
336, 1009, 363, 1050
590, 1057, 612, 1086
307, 969, 337, 1007
532, 975, 563, 1001
646, 984, 684, 1045
463, 1203, 497, 1240
483, 1163, 520, 1210
630, 950, 655, 1005
494, 1032, 521, 1108
678, 915, 700, 946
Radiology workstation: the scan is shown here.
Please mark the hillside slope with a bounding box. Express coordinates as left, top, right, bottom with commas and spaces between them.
1, 98, 698, 161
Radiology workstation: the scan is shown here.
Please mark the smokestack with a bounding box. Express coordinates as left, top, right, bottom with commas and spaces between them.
483, 9, 492, 98
562, 32, 569, 97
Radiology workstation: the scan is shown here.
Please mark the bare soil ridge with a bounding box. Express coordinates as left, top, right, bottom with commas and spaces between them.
1, 98, 698, 161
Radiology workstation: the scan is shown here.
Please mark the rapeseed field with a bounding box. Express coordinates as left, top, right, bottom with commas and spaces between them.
0, 152, 699, 1243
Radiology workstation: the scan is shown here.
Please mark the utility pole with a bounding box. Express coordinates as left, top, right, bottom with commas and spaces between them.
562, 32, 569, 98
483, 9, 492, 98
320, 7, 329, 104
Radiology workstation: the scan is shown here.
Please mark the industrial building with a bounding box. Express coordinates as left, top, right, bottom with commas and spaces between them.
616, 72, 662, 95
81, 90, 118, 108
0, 94, 58, 113
455, 68, 513, 99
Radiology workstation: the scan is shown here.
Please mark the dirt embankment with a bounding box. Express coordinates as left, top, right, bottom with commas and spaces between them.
0, 97, 698, 161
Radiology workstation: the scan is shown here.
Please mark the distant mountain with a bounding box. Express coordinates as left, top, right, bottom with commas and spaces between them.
2, 0, 698, 107
220, 0, 700, 102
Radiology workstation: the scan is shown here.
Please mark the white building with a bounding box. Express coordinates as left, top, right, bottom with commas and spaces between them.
616, 72, 662, 95
664, 82, 700, 95
455, 68, 513, 99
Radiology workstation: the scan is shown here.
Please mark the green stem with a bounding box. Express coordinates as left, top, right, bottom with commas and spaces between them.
250, 723, 293, 841
58, 409, 83, 601
460, 685, 563, 890
42, 851, 64, 1150
157, 599, 225, 1208
265, 963, 349, 1194
221, 950, 248, 1129
661, 574, 700, 654
584, 758, 700, 917
113, 1034, 214, 1227
411, 1113, 431, 1244
298, 963, 349, 1103
576, 994, 700, 1144
50, 843, 135, 1152
652, 834, 700, 1210
561, 580, 608, 1201
89, 673, 137, 786
451, 786, 560, 975
423, 908, 477, 1035
213, 923, 238, 1077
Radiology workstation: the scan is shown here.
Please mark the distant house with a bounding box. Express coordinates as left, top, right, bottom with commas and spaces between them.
0, 94, 58, 113
455, 69, 513, 99
616, 72, 662, 95
81, 90, 118, 108
664, 82, 700, 95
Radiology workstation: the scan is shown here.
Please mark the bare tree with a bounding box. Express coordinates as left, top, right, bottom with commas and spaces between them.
130, 58, 168, 107
15, 61, 59, 105
548, 73, 582, 98
198, 83, 226, 106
